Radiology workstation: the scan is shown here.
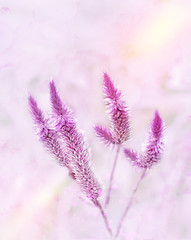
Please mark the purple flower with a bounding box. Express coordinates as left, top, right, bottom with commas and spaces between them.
95, 73, 130, 145
49, 80, 102, 203
124, 149, 139, 162
29, 83, 112, 237
94, 125, 115, 146
124, 110, 164, 168
28, 95, 70, 168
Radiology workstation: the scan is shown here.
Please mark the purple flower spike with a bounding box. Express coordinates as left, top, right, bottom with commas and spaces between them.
103, 72, 121, 101
95, 73, 130, 145
116, 111, 165, 238
124, 110, 164, 169
49, 80, 68, 116
151, 110, 163, 139
49, 80, 102, 203
29, 83, 112, 237
28, 95, 45, 126
94, 125, 115, 145
95, 73, 130, 207
28, 95, 69, 168
143, 110, 164, 168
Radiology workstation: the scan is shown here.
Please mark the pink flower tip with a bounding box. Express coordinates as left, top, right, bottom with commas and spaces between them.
28, 95, 45, 126
151, 110, 164, 140
96, 73, 130, 145
94, 125, 115, 145
49, 80, 67, 116
103, 72, 121, 100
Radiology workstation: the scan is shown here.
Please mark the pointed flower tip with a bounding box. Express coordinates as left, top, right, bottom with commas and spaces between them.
28, 94, 37, 112
102, 71, 106, 77
49, 80, 64, 116
103, 72, 110, 81
154, 110, 160, 119
100, 73, 129, 144
49, 80, 57, 98
28, 95, 44, 125
103, 72, 113, 88
49, 79, 56, 91
151, 110, 164, 139
94, 125, 114, 145
102, 72, 119, 101
28, 94, 35, 106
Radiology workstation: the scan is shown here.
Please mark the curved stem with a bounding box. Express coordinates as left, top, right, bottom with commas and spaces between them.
115, 168, 147, 239
105, 144, 121, 207
94, 199, 113, 237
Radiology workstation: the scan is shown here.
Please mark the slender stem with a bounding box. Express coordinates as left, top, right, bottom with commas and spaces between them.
115, 168, 147, 239
94, 199, 113, 237
105, 144, 121, 207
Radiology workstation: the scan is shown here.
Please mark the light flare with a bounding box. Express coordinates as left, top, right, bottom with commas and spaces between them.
128, 3, 191, 56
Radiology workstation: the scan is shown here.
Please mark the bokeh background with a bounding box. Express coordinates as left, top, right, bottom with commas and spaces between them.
1, 0, 191, 239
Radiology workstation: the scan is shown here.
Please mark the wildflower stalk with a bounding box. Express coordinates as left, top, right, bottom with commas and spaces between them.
49, 80, 112, 237
95, 73, 130, 208
117, 110, 165, 238
105, 144, 121, 207
94, 199, 113, 236
115, 168, 146, 238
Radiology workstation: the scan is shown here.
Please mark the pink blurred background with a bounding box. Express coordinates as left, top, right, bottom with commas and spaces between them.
1, 0, 191, 239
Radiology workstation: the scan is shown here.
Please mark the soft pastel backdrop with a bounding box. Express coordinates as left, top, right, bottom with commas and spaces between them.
0, 0, 191, 239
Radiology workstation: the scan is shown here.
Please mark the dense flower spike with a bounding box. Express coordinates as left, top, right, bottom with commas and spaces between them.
95, 73, 130, 145
151, 110, 163, 139
49, 80, 102, 203
28, 95, 69, 167
124, 110, 164, 169
29, 95, 45, 126
104, 72, 130, 144
95, 73, 130, 207
143, 110, 164, 168
103, 72, 121, 101
49, 80, 68, 116
29, 83, 112, 237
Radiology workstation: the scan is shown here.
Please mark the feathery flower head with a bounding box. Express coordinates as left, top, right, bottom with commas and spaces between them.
28, 95, 70, 168
151, 110, 163, 139
143, 110, 164, 168
124, 110, 164, 169
49, 80, 74, 130
28, 95, 45, 127
103, 72, 121, 101
49, 80, 68, 116
49, 80, 102, 202
95, 73, 130, 145
94, 125, 115, 146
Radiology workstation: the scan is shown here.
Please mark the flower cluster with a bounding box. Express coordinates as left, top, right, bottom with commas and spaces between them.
28, 95, 69, 168
29, 81, 102, 203
29, 74, 165, 238
49, 81, 102, 203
